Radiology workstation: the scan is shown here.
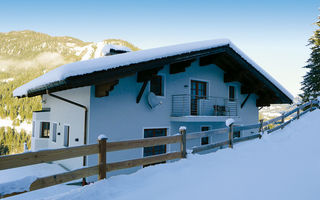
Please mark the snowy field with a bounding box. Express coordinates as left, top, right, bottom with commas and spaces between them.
3, 109, 320, 200
1, 163, 79, 199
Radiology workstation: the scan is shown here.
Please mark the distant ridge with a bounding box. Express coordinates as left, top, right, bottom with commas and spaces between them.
0, 30, 140, 125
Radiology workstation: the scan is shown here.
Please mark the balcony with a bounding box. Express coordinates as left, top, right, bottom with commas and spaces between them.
171, 94, 238, 122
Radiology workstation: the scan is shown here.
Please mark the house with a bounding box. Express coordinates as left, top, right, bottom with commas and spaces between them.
13, 40, 293, 178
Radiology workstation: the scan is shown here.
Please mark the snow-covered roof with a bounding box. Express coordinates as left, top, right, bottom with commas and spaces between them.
13, 39, 293, 101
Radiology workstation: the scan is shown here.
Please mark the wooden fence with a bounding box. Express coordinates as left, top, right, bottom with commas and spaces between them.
190, 99, 319, 153
0, 131, 186, 198
0, 99, 318, 198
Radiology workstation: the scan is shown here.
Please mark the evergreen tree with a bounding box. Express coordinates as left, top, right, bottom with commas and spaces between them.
301, 13, 320, 101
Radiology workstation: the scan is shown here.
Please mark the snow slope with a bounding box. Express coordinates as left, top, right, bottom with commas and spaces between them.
0, 163, 67, 184
18, 109, 319, 200
0, 163, 79, 199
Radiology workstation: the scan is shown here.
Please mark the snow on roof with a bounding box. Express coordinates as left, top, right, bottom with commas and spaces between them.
101, 44, 132, 55
13, 39, 293, 100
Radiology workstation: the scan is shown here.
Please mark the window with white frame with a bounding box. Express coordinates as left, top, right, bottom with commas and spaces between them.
52, 123, 57, 142
32, 121, 35, 137
40, 122, 50, 138
64, 125, 70, 147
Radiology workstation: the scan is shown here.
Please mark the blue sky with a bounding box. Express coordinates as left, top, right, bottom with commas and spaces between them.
0, 0, 319, 96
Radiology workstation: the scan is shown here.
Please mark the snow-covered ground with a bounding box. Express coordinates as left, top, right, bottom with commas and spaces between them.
0, 163, 79, 199
2, 109, 320, 200
0, 118, 32, 133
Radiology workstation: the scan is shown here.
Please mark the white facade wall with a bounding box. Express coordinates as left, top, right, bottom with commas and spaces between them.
88, 59, 259, 178
32, 87, 91, 170
31, 111, 50, 151
31, 58, 259, 177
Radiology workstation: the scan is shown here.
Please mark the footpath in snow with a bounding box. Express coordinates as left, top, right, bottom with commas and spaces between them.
5, 109, 320, 200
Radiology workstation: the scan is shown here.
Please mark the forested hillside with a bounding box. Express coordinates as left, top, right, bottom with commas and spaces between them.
0, 127, 30, 155
0, 30, 139, 154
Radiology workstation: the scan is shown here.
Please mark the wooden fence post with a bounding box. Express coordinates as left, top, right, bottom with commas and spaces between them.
310, 100, 313, 112
297, 108, 300, 119
259, 119, 264, 139
179, 126, 187, 158
281, 114, 285, 129
98, 135, 107, 180
259, 119, 264, 133
228, 124, 234, 148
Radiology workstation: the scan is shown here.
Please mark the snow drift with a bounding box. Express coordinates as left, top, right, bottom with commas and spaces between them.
28, 109, 320, 200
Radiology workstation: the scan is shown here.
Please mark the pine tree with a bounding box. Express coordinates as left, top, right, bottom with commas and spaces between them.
301, 13, 320, 101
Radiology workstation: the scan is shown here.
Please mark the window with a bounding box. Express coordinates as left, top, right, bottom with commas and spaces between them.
64, 125, 70, 147
233, 131, 241, 138
191, 80, 208, 115
191, 80, 207, 98
40, 122, 50, 138
143, 128, 167, 167
52, 123, 57, 142
201, 126, 210, 145
32, 121, 35, 137
150, 75, 164, 96
229, 86, 235, 101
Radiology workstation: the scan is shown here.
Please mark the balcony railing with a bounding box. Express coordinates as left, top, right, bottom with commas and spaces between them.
171, 94, 238, 117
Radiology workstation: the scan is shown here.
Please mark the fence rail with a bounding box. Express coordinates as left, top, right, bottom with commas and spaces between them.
0, 144, 99, 171
190, 99, 319, 153
1, 99, 318, 198
0, 132, 186, 198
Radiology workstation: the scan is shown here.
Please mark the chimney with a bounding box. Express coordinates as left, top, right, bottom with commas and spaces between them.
102, 44, 132, 56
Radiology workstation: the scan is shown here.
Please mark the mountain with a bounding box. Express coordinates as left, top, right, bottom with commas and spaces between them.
0, 30, 139, 125
0, 30, 139, 69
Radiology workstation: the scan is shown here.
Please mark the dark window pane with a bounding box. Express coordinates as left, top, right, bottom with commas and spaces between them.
40, 122, 50, 138
201, 137, 209, 145
229, 86, 235, 101
201, 126, 210, 145
150, 75, 163, 96
143, 129, 166, 157
201, 126, 209, 132
233, 131, 241, 138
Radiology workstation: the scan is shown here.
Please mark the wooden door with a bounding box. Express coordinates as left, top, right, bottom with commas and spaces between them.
191, 80, 207, 115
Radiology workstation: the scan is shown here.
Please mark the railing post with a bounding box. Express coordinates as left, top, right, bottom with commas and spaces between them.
98, 135, 107, 180
259, 119, 264, 133
228, 123, 234, 148
281, 113, 285, 129
259, 119, 264, 138
310, 100, 313, 112
297, 108, 300, 119
179, 126, 187, 158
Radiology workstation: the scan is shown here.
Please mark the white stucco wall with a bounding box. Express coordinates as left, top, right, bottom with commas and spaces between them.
32, 86, 91, 170
88, 59, 259, 178
31, 58, 259, 177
